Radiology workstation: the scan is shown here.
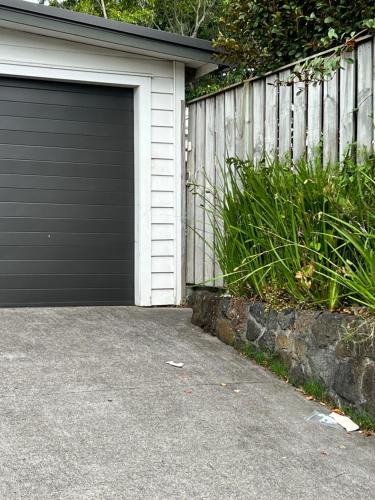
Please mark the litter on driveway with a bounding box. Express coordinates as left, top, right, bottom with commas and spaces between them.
329, 412, 359, 432
166, 361, 184, 368
305, 411, 339, 427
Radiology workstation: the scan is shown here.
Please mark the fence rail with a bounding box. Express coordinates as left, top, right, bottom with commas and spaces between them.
185, 36, 375, 287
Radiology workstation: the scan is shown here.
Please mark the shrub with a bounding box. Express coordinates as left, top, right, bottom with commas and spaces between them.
202, 154, 375, 311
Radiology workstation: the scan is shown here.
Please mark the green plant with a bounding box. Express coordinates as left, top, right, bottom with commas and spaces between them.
302, 379, 330, 403
268, 358, 289, 380
242, 344, 289, 380
342, 406, 375, 433
197, 153, 375, 311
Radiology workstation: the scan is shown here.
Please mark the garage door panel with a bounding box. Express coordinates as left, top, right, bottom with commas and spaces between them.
0, 100, 132, 125
0, 274, 132, 290
0, 188, 132, 206
0, 130, 133, 152
0, 217, 132, 234
0, 83, 133, 110
0, 259, 133, 275
0, 116, 133, 138
0, 144, 132, 165
0, 160, 132, 180
0, 244, 133, 261
0, 288, 134, 306
0, 174, 133, 192
0, 202, 133, 221
0, 232, 130, 246
0, 78, 134, 306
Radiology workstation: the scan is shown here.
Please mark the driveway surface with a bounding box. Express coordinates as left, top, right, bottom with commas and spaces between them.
0, 306, 374, 499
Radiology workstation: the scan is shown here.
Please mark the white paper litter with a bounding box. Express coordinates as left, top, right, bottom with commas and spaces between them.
329, 412, 359, 432
166, 361, 184, 368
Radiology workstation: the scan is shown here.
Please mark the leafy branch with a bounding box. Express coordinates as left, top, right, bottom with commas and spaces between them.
274, 22, 375, 87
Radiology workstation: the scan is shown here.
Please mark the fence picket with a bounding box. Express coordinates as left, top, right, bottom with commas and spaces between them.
225, 90, 236, 158
194, 100, 206, 284
235, 85, 245, 158
278, 70, 292, 158
323, 72, 339, 164
293, 81, 307, 160
253, 79, 265, 162
357, 40, 373, 155
214, 93, 225, 287
243, 81, 253, 159
307, 82, 322, 160
186, 103, 196, 284
204, 98, 216, 283
339, 52, 356, 159
265, 75, 278, 156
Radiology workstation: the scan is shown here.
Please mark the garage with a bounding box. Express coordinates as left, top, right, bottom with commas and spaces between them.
0, 0, 216, 307
0, 77, 134, 306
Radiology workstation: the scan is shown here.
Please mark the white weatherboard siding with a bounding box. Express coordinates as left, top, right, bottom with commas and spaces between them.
0, 26, 184, 306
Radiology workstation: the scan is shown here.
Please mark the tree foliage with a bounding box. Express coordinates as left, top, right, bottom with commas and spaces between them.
214, 0, 375, 75
50, 1, 155, 25
50, 0, 222, 38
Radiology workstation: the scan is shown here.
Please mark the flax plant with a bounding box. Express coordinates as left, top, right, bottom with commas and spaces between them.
198, 154, 375, 311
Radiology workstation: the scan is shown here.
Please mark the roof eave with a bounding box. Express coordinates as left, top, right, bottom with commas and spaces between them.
0, 0, 217, 68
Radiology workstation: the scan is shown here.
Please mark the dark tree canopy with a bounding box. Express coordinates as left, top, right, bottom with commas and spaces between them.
214, 0, 375, 75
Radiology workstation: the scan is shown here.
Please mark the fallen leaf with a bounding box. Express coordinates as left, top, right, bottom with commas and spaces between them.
332, 408, 345, 415
220, 383, 228, 387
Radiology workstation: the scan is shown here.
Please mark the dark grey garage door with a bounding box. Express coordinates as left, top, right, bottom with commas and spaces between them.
0, 77, 134, 306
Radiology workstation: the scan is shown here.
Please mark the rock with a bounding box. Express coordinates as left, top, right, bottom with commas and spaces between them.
258, 328, 276, 352
265, 309, 279, 332
294, 310, 317, 332
311, 312, 344, 348
306, 347, 336, 388
275, 332, 289, 350
215, 319, 235, 346
362, 362, 375, 415
356, 336, 375, 360
277, 308, 296, 330
333, 360, 363, 404
220, 295, 231, 318
335, 340, 354, 359
189, 292, 219, 332
248, 302, 266, 326
227, 297, 249, 335
292, 336, 307, 358
246, 315, 264, 341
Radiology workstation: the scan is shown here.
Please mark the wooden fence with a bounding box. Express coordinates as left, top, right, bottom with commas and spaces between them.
185, 35, 375, 288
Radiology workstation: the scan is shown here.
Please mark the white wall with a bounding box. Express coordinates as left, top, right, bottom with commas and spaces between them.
0, 26, 184, 306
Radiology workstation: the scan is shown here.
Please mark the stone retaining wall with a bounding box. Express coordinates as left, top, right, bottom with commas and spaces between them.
188, 288, 375, 418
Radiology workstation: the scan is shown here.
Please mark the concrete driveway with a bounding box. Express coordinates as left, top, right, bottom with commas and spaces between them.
0, 306, 374, 499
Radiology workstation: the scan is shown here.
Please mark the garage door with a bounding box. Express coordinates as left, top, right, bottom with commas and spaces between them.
0, 77, 134, 306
